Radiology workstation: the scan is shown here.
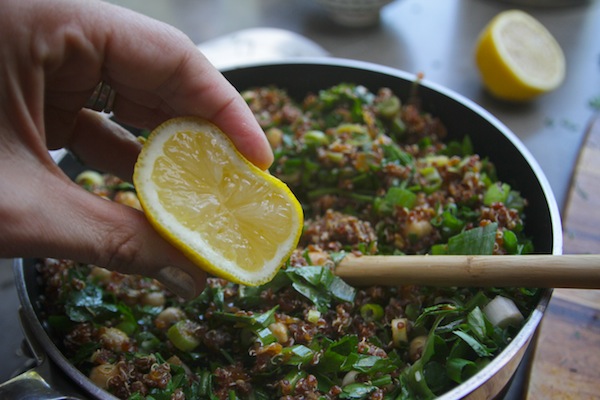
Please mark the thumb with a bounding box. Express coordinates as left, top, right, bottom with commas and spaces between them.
5, 168, 207, 300
60, 183, 209, 300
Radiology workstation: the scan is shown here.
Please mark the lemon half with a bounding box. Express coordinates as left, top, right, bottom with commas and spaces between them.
475, 10, 566, 101
133, 117, 303, 286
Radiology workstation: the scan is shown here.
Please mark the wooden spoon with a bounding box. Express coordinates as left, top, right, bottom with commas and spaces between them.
335, 254, 600, 288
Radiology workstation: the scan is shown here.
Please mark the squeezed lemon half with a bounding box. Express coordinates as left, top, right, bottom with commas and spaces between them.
133, 117, 303, 286
475, 9, 566, 101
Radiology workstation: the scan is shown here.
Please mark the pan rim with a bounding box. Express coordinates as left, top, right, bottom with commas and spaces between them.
13, 58, 560, 399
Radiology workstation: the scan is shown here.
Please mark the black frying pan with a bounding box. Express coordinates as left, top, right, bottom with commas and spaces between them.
5, 59, 561, 399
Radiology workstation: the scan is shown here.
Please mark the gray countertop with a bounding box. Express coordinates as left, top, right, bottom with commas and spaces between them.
1, 0, 599, 388
109, 0, 600, 210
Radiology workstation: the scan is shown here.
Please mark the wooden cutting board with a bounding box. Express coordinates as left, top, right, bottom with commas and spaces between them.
525, 114, 600, 399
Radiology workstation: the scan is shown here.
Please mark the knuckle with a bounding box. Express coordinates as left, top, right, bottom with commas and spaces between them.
101, 228, 142, 273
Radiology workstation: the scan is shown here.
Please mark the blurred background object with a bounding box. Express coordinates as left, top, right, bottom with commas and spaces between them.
313, 0, 396, 27
494, 0, 589, 6
197, 27, 328, 69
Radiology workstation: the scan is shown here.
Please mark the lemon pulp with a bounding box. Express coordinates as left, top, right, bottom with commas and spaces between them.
134, 117, 303, 286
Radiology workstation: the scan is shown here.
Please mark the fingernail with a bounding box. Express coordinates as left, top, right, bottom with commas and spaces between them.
155, 266, 197, 300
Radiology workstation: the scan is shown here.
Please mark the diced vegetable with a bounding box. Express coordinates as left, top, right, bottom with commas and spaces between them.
307, 309, 321, 324
167, 320, 201, 352
484, 182, 511, 205
342, 370, 360, 387
360, 303, 384, 322
483, 295, 524, 328
375, 95, 401, 118
391, 318, 410, 346
374, 187, 417, 214
304, 130, 329, 146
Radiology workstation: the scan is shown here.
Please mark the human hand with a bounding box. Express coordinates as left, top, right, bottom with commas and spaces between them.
0, 0, 273, 299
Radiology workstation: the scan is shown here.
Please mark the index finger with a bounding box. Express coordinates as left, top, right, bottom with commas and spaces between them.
95, 2, 273, 170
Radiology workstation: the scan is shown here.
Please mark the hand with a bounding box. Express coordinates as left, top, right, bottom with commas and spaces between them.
0, 0, 273, 299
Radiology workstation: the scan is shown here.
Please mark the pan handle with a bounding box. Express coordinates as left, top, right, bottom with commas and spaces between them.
0, 308, 86, 400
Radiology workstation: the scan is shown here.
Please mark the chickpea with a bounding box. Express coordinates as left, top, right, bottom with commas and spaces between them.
141, 291, 166, 307
404, 219, 433, 239
308, 250, 329, 266
89, 266, 112, 283
89, 364, 119, 389
408, 336, 428, 362
114, 191, 142, 210
268, 322, 289, 344
266, 127, 283, 149
75, 170, 104, 187
155, 307, 186, 329
98, 327, 130, 352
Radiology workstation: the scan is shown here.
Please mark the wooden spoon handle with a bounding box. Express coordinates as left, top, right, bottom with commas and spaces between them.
335, 254, 600, 288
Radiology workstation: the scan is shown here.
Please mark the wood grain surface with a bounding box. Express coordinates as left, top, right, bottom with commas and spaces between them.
526, 114, 600, 399
336, 254, 600, 289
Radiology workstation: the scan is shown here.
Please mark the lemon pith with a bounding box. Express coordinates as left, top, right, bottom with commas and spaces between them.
475, 10, 565, 101
133, 117, 303, 286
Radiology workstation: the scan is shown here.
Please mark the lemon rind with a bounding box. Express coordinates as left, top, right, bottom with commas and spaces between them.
475, 9, 565, 101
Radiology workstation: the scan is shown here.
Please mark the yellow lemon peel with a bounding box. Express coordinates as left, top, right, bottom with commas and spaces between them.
475, 10, 565, 101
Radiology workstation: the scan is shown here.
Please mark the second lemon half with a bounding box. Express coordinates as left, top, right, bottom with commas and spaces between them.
133, 117, 303, 286
475, 10, 565, 101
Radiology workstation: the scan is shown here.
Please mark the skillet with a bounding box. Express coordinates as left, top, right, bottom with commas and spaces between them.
5, 59, 561, 399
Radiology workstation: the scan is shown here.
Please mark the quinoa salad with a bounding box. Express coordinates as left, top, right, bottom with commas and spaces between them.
37, 83, 539, 399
